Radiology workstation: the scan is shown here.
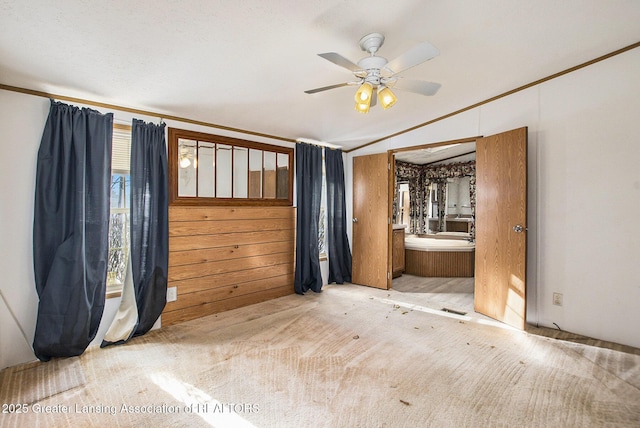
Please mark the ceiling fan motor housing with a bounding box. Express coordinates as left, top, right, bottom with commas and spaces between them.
357, 56, 388, 86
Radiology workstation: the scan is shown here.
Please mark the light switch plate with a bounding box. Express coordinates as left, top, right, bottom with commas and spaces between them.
167, 286, 177, 302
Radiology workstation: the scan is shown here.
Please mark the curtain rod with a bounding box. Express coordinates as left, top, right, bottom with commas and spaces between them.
295, 138, 343, 150
0, 83, 296, 144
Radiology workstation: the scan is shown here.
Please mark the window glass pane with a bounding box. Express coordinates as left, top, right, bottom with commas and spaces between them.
216, 144, 232, 198
276, 152, 289, 199
233, 147, 248, 198
170, 128, 293, 205
177, 138, 197, 197
249, 149, 262, 198
108, 127, 131, 291
108, 210, 129, 286
319, 171, 327, 255
197, 141, 215, 197
110, 174, 130, 209
398, 182, 409, 226
263, 151, 276, 199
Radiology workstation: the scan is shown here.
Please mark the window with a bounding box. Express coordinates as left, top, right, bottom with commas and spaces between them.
168, 128, 294, 206
318, 155, 327, 259
397, 182, 410, 226
428, 182, 439, 218
107, 124, 131, 297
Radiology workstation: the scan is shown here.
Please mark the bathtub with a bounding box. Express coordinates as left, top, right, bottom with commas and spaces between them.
404, 236, 475, 277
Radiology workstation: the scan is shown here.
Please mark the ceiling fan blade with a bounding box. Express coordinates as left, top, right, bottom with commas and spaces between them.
304, 82, 351, 94
318, 52, 362, 72
391, 79, 441, 96
385, 42, 440, 75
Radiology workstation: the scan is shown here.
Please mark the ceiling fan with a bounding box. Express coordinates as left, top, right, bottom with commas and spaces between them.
304, 32, 442, 113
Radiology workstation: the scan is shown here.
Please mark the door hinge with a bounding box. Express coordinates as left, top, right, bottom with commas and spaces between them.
388, 272, 391, 280
388, 162, 391, 170
388, 217, 391, 224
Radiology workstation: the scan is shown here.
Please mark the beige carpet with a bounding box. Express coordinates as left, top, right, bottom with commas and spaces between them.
1, 283, 639, 427
0, 357, 86, 405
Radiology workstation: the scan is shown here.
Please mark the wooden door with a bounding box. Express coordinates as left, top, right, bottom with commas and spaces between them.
352, 153, 391, 289
474, 127, 527, 330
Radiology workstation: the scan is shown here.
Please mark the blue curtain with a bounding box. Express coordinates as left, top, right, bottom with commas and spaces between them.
32, 100, 113, 361
325, 148, 352, 283
294, 143, 323, 294
130, 119, 168, 335
102, 119, 168, 346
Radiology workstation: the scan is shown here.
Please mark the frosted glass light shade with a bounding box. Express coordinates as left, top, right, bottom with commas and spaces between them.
354, 82, 373, 103
378, 86, 397, 110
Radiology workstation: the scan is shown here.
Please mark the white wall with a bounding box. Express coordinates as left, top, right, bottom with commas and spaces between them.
346, 48, 640, 348
0, 90, 295, 370
0, 91, 48, 368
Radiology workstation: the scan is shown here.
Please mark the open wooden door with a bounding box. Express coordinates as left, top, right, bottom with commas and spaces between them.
475, 127, 528, 330
351, 153, 392, 289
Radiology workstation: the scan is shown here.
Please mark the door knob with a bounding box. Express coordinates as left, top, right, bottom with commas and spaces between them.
513, 224, 524, 233
352, 218, 358, 223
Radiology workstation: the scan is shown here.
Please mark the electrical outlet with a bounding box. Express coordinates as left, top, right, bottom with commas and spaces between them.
552, 292, 563, 306
167, 287, 177, 302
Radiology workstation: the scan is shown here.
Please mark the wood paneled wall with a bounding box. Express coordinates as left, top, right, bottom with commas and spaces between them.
163, 206, 295, 326
404, 249, 475, 277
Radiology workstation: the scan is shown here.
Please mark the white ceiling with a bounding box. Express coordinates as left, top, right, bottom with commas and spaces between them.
1, 1, 639, 151
395, 142, 476, 165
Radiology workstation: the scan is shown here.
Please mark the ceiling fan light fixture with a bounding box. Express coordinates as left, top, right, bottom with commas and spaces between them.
354, 82, 373, 114
378, 86, 397, 110
354, 101, 370, 114
354, 82, 373, 103
305, 33, 440, 113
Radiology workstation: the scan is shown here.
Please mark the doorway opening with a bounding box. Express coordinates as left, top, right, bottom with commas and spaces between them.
390, 139, 479, 318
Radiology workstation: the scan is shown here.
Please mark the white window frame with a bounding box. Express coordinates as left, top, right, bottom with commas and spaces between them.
106, 124, 131, 298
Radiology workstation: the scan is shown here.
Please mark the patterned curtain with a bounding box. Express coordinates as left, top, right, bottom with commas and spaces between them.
469, 176, 476, 240
423, 179, 431, 234
396, 161, 422, 233
392, 176, 400, 222
437, 180, 447, 232
408, 179, 419, 234
396, 160, 476, 235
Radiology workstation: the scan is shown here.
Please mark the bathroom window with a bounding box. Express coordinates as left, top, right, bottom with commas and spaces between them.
397, 182, 410, 226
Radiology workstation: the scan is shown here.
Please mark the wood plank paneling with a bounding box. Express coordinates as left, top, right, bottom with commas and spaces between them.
170, 217, 294, 236
169, 241, 294, 267
161, 285, 293, 326
170, 263, 294, 295
170, 206, 294, 221
164, 206, 295, 326
170, 229, 294, 251
404, 250, 475, 277
165, 274, 294, 312
169, 252, 292, 282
